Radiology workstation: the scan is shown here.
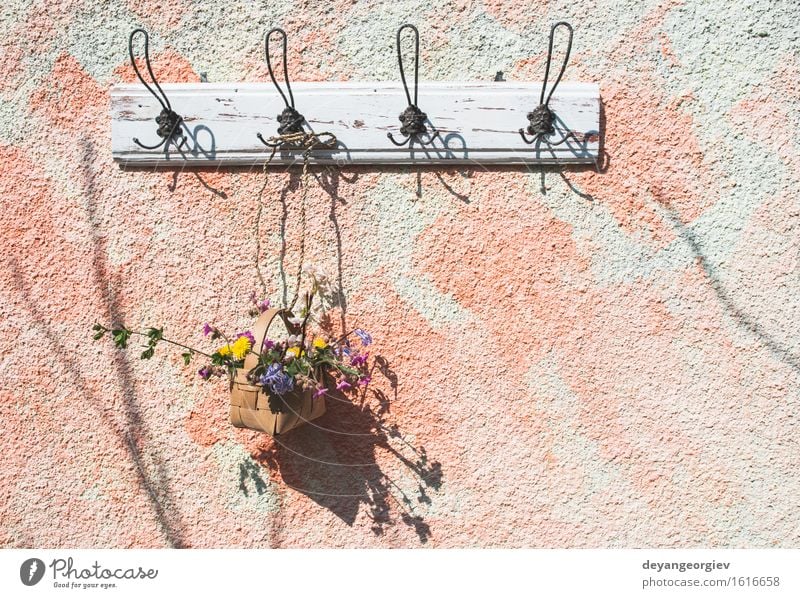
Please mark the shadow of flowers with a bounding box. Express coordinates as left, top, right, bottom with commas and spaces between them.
249, 356, 442, 544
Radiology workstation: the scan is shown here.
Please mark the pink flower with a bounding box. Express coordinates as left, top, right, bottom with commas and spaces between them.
313, 387, 327, 399
358, 376, 371, 387
250, 291, 271, 313
350, 352, 369, 367
336, 380, 352, 391
235, 330, 255, 346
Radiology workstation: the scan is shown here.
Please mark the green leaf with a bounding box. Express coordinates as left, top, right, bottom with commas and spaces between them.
145, 327, 163, 343
335, 364, 360, 377
285, 361, 300, 377
111, 328, 130, 349
182, 351, 193, 366
140, 346, 155, 360
92, 330, 105, 341
316, 358, 359, 377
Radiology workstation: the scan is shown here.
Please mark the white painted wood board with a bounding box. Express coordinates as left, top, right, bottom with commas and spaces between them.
110, 82, 600, 167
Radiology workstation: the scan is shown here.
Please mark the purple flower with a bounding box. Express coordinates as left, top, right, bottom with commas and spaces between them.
235, 330, 256, 346
354, 329, 372, 346
259, 362, 283, 385
202, 322, 214, 337
273, 373, 294, 395
263, 339, 275, 351
198, 366, 212, 380
250, 292, 271, 313
336, 380, 352, 392
313, 387, 327, 399
350, 352, 368, 367
358, 376, 371, 387
259, 363, 294, 395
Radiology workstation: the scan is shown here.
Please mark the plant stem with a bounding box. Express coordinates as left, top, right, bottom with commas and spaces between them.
330, 328, 358, 347
127, 330, 213, 358
299, 292, 312, 353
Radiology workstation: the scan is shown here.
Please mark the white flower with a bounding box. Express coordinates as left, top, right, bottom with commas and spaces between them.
304, 263, 331, 287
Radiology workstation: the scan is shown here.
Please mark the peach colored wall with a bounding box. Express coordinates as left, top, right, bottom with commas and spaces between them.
1, 0, 799, 548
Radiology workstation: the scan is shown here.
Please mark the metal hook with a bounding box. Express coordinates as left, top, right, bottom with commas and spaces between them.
128, 28, 185, 151
519, 21, 579, 146
266, 27, 295, 109
257, 27, 306, 146
387, 24, 440, 148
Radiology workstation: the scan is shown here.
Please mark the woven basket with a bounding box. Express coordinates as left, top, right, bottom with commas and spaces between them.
229, 307, 326, 436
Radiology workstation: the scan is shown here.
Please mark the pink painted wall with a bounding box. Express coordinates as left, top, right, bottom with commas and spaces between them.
2, 0, 799, 547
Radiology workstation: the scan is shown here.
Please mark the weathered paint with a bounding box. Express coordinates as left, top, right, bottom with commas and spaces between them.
109, 82, 601, 165
1, 0, 799, 548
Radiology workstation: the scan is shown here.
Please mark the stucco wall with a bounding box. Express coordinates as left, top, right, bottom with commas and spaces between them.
1, 0, 799, 548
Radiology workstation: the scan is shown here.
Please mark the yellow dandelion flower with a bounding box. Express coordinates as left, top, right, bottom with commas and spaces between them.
286, 346, 302, 359
217, 344, 232, 357
231, 336, 252, 360
312, 337, 327, 350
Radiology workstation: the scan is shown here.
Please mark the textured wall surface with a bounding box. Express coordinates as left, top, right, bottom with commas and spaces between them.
1, 0, 799, 548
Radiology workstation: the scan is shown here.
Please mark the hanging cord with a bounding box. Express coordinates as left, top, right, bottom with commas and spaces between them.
257, 28, 307, 147
253, 131, 337, 310
387, 24, 440, 147
128, 28, 185, 151
290, 143, 309, 311
519, 21, 579, 146
253, 154, 275, 298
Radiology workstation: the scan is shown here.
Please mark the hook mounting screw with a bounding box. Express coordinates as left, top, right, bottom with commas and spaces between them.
524, 105, 556, 139
397, 105, 429, 138
276, 106, 305, 136
154, 109, 183, 139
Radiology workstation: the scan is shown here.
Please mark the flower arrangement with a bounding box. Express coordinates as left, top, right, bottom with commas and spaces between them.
92, 288, 372, 433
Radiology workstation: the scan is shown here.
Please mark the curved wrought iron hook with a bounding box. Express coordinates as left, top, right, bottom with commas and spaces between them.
387, 24, 440, 148
128, 28, 185, 151
257, 27, 306, 147
519, 21, 579, 146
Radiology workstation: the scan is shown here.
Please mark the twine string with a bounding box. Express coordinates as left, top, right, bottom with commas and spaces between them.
253, 131, 337, 311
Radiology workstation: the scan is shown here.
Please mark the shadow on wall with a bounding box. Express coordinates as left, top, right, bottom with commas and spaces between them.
5, 138, 187, 547
132, 107, 608, 545
157, 97, 610, 207
553, 95, 798, 371
248, 355, 443, 545
158, 155, 444, 544
256, 166, 444, 543
539, 98, 608, 199
660, 207, 800, 373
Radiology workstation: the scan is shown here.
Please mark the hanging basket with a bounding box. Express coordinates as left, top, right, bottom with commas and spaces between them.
229, 307, 326, 436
